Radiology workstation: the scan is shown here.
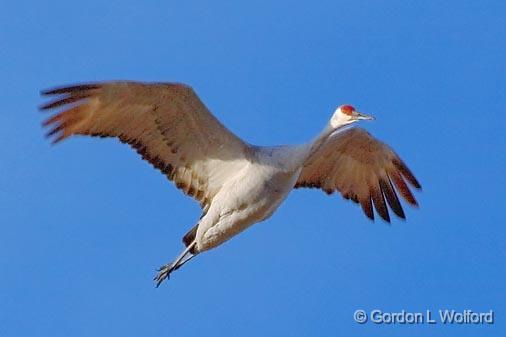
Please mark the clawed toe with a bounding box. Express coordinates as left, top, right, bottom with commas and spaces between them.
154, 264, 174, 287
153, 241, 197, 287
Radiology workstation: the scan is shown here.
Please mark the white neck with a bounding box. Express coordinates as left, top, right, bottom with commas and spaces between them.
330, 111, 354, 128
253, 117, 353, 172
301, 120, 352, 166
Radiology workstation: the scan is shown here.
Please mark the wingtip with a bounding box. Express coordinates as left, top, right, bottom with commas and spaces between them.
365, 212, 374, 222
372, 212, 391, 224
40, 88, 53, 96
40, 83, 101, 96
411, 179, 422, 190
39, 101, 56, 111
393, 159, 421, 190
42, 117, 66, 145
390, 207, 406, 221
380, 213, 391, 224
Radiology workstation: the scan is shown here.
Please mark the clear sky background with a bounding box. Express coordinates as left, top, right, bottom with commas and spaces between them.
1, 1, 505, 336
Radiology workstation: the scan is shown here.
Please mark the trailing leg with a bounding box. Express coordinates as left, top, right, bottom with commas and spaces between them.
154, 241, 197, 287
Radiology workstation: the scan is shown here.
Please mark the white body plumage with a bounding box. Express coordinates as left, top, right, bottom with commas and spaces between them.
40, 81, 421, 285
196, 144, 308, 251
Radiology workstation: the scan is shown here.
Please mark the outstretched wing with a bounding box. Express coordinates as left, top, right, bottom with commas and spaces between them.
41, 81, 249, 210
295, 127, 421, 222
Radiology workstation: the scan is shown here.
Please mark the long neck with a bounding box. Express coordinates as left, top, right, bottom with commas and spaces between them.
253, 122, 346, 172
303, 121, 350, 165
308, 123, 335, 155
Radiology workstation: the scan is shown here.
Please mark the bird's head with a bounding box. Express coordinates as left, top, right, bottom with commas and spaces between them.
330, 105, 374, 129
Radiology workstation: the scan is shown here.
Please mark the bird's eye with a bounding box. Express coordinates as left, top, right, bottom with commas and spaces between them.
341, 105, 355, 116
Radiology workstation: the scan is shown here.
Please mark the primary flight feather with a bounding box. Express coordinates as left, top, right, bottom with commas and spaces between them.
40, 81, 421, 286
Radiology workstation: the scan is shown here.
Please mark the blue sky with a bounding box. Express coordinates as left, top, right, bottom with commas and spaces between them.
1, 1, 505, 336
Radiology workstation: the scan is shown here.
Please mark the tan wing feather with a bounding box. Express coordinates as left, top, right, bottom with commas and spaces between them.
40, 81, 249, 209
295, 128, 421, 222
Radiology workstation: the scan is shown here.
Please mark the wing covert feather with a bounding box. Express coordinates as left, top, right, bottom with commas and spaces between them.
41, 81, 249, 209
295, 128, 421, 222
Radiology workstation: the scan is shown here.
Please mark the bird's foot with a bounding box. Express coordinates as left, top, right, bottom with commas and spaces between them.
153, 241, 197, 287
154, 263, 176, 287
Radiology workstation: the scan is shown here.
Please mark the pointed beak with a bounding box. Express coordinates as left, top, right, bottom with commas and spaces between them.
353, 111, 375, 120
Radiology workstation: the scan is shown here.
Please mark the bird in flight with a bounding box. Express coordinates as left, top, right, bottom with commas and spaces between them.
40, 81, 421, 286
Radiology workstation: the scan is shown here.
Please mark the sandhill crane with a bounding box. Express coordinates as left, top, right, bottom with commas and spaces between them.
40, 81, 421, 286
